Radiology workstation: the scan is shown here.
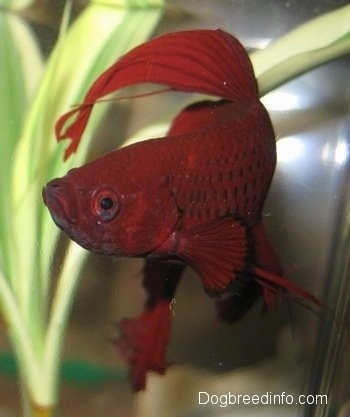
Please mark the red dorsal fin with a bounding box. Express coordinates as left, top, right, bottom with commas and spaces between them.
172, 217, 250, 293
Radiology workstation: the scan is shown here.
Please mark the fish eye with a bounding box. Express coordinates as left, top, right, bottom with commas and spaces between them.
91, 187, 120, 222
100, 197, 114, 210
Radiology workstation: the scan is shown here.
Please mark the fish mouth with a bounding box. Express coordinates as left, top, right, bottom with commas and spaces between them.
42, 179, 79, 227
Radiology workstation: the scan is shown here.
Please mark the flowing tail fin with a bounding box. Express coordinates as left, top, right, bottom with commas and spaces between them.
55, 29, 259, 159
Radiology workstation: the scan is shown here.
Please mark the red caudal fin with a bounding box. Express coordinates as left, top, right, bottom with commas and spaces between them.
56, 29, 258, 160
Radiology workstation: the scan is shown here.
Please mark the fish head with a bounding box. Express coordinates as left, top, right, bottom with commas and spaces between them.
43, 148, 178, 256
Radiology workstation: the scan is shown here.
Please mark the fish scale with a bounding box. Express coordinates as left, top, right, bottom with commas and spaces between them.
163, 102, 275, 229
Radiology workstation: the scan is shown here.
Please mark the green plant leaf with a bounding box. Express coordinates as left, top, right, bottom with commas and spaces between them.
0, 11, 43, 284
251, 4, 350, 96
0, 0, 33, 9
0, 1, 162, 406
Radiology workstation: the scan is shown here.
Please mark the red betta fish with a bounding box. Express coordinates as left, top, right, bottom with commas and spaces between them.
43, 29, 321, 391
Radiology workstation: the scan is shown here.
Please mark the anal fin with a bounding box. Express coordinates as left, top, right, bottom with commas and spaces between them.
252, 266, 322, 309
250, 222, 321, 309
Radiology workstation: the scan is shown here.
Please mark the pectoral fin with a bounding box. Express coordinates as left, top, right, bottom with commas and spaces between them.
173, 217, 251, 293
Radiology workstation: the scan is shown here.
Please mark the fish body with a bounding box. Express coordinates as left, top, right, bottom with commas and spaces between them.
44, 98, 279, 293
43, 29, 320, 390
